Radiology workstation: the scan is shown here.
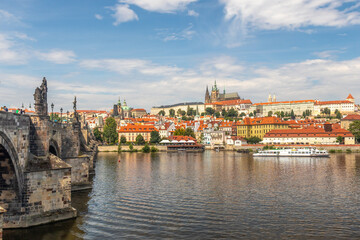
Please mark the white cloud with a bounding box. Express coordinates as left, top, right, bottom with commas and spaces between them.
313, 50, 344, 59
95, 14, 103, 20
187, 9, 199, 17
0, 9, 21, 25
119, 0, 197, 13
157, 24, 196, 41
78, 55, 360, 109
220, 0, 360, 47
80, 58, 181, 75
0, 33, 28, 64
36, 49, 76, 64
110, 4, 138, 25
221, 0, 360, 29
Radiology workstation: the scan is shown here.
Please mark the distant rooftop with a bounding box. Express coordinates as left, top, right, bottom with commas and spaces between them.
153, 102, 204, 108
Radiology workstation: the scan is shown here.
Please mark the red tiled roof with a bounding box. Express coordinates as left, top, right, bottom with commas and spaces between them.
239, 116, 288, 126
169, 135, 197, 142
315, 100, 352, 105
253, 100, 316, 106
118, 124, 157, 132
131, 108, 146, 112
342, 114, 360, 120
347, 94, 354, 99
264, 126, 353, 138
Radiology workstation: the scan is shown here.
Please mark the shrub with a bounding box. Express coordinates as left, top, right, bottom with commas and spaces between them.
142, 144, 150, 153
129, 143, 134, 151
329, 149, 336, 153
151, 146, 159, 152
346, 149, 352, 153
117, 144, 121, 153
336, 149, 343, 153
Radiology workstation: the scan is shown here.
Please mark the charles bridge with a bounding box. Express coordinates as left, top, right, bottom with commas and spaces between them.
0, 78, 97, 230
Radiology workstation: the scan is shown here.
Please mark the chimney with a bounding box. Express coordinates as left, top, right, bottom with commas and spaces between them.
324, 122, 332, 132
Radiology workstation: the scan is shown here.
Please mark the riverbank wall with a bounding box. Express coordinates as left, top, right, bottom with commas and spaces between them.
98, 145, 167, 152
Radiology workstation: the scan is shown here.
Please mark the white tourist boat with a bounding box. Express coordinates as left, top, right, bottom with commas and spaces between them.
253, 147, 329, 157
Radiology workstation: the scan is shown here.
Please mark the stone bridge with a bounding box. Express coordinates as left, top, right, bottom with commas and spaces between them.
0, 78, 97, 228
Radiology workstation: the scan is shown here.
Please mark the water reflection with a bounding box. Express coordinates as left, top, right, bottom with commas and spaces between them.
4, 152, 360, 239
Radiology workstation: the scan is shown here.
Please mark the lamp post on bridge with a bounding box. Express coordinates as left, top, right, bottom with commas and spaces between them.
51, 103, 54, 122
60, 107, 63, 126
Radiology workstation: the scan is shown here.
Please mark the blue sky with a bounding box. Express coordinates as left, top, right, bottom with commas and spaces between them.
0, 0, 360, 112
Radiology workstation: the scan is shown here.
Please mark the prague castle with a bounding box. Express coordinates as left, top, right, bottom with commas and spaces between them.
205, 81, 240, 103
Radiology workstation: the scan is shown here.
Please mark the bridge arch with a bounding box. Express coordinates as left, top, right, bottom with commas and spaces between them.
49, 139, 60, 157
0, 131, 23, 198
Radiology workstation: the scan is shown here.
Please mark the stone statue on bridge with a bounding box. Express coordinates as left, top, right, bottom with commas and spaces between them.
33, 77, 48, 116
73, 96, 79, 122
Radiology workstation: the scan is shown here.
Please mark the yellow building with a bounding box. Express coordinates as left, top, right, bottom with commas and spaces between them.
237, 116, 289, 139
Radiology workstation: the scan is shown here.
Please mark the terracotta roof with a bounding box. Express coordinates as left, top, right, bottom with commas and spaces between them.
131, 108, 147, 112
342, 114, 360, 120
169, 135, 197, 142
264, 126, 353, 138
118, 124, 157, 133
253, 100, 316, 106
315, 100, 353, 105
347, 94, 354, 99
239, 116, 288, 126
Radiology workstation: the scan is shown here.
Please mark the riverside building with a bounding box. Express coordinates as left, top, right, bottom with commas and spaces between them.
237, 116, 289, 139
263, 123, 355, 145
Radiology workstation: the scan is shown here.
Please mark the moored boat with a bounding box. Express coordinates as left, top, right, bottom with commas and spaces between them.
253, 147, 329, 157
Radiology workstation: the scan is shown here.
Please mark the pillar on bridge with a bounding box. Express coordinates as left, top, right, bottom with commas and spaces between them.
0, 206, 6, 239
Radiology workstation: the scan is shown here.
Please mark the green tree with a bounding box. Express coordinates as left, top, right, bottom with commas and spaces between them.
349, 121, 360, 143
336, 111, 342, 120
142, 143, 150, 153
93, 127, 103, 142
215, 112, 220, 118
103, 117, 117, 145
184, 127, 196, 138
158, 110, 165, 116
336, 136, 344, 144
280, 111, 285, 118
253, 110, 257, 116
169, 109, 175, 117
129, 143, 134, 151
249, 112, 254, 117
120, 135, 127, 144
117, 144, 122, 153
290, 109, 295, 120
187, 107, 195, 116
268, 111, 273, 117
240, 112, 246, 117
246, 137, 262, 144
150, 130, 161, 144
136, 134, 146, 145
227, 108, 238, 117
205, 107, 215, 115
174, 128, 186, 136
221, 108, 227, 117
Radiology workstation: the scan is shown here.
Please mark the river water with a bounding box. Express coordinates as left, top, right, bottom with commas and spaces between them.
5, 152, 360, 239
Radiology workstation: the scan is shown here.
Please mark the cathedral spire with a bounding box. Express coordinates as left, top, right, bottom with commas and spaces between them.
205, 85, 210, 104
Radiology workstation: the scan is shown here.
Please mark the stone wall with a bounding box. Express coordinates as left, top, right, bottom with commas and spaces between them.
97, 145, 167, 152
3, 154, 76, 228
0, 207, 5, 240
29, 115, 50, 157
64, 156, 90, 186
0, 112, 30, 172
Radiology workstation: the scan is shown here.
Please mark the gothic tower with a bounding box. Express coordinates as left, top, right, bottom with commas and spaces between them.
210, 80, 219, 103
205, 85, 211, 104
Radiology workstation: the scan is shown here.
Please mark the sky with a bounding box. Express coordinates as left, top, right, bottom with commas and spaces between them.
0, 0, 360, 112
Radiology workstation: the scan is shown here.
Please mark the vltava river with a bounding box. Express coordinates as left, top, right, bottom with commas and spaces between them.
5, 152, 360, 239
